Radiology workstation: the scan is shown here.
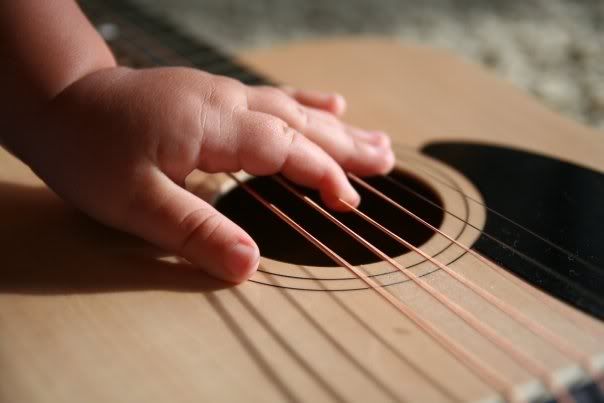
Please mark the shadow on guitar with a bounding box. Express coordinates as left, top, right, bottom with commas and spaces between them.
0, 182, 229, 295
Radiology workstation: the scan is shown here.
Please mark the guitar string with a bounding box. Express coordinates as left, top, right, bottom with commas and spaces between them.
223, 288, 349, 403
83, 5, 407, 401
346, 174, 604, 393
272, 176, 573, 403
93, 0, 602, 292
348, 174, 604, 381
397, 162, 604, 276
227, 174, 516, 402
383, 168, 603, 312
380, 171, 604, 342
104, 1, 604, 310
260, 269, 408, 403
88, 1, 600, 398
95, 2, 465, 290
287, 264, 465, 402
381, 169, 604, 400
385, 163, 604, 310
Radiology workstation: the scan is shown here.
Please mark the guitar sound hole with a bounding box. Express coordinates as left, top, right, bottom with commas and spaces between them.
215, 171, 445, 266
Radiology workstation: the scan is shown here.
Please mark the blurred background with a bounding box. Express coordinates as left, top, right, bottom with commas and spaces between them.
130, 0, 604, 129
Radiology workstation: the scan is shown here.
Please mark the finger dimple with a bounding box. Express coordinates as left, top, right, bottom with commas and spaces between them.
347, 127, 391, 148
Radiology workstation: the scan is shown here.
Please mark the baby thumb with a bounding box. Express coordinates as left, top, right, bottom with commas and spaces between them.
123, 171, 259, 283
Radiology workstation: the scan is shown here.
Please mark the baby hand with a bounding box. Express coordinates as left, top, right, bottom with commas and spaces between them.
18, 67, 394, 282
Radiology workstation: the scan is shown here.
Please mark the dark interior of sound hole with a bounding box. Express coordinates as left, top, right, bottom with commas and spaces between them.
215, 171, 445, 267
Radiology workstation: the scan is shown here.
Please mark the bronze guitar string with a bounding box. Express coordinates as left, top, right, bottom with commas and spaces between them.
381, 162, 604, 325
348, 174, 604, 386
347, 175, 604, 394
81, 2, 602, 400
228, 173, 516, 401
271, 263, 466, 402
381, 171, 604, 342
98, 0, 602, 315
88, 0, 600, 306
84, 3, 503, 400
400, 162, 604, 277
272, 176, 574, 403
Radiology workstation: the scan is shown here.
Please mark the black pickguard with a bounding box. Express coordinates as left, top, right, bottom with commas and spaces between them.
422, 142, 604, 321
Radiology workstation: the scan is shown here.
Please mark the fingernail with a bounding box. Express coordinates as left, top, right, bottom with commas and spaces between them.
330, 93, 345, 105
370, 131, 391, 148
359, 141, 388, 157
355, 130, 389, 146
380, 150, 396, 174
225, 240, 259, 280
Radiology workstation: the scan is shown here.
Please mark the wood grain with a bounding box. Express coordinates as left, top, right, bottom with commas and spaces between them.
1, 38, 603, 403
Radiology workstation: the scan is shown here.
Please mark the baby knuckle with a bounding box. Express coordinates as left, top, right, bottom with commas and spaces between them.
240, 120, 293, 175
178, 208, 224, 253
280, 101, 307, 129
155, 91, 202, 173
206, 76, 245, 106
292, 105, 308, 129
258, 86, 284, 99
321, 111, 340, 126
266, 87, 307, 128
175, 91, 203, 121
212, 76, 244, 98
259, 115, 288, 137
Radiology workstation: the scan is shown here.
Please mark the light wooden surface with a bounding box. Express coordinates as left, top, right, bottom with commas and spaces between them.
1, 38, 603, 403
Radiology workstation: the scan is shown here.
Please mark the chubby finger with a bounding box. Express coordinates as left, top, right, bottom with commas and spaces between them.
247, 87, 393, 176
301, 107, 395, 175
281, 86, 347, 116
235, 111, 360, 211
123, 170, 259, 283
247, 86, 308, 131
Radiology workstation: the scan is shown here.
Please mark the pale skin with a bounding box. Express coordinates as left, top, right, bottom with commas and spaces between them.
0, 1, 394, 283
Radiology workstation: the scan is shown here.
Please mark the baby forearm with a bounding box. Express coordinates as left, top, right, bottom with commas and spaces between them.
0, 0, 115, 147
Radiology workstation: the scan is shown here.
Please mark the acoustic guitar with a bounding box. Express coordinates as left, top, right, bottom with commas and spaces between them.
1, 1, 603, 402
